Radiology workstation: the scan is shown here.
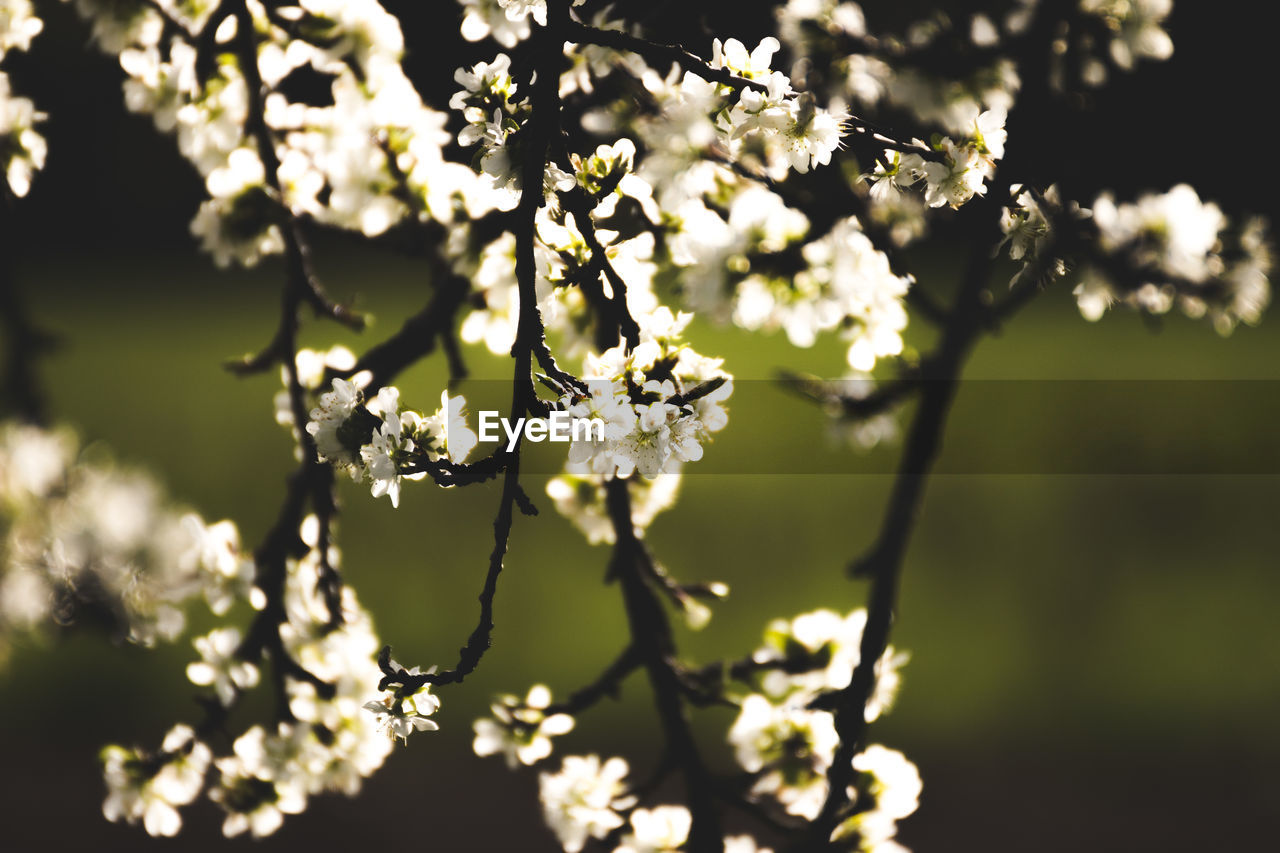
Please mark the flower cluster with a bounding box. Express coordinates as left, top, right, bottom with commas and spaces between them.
473, 684, 575, 768
777, 1, 1018, 136
101, 513, 414, 838
65, 0, 484, 267
751, 608, 909, 719
630, 35, 845, 185
735, 215, 912, 371
830, 744, 922, 850
725, 607, 915, 847
729, 692, 841, 820
457, 196, 660, 360
100, 725, 210, 837
0, 420, 255, 662
363, 661, 442, 743
665, 184, 811, 322
537, 754, 771, 853
0, 0, 45, 197
539, 754, 636, 852
546, 471, 681, 545
557, 309, 733, 479
862, 107, 1007, 211
713, 37, 846, 174
307, 379, 478, 507
459, 0, 532, 48
1072, 185, 1271, 333
186, 626, 260, 706
996, 183, 1087, 289
999, 185, 1055, 263
1079, 0, 1173, 84
775, 1, 1020, 247
452, 52, 536, 196
272, 344, 359, 453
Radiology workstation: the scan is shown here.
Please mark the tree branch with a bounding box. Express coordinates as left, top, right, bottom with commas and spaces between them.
605, 477, 724, 853
544, 645, 643, 716
565, 20, 767, 93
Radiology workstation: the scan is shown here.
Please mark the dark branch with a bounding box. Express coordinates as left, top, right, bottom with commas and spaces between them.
605, 478, 724, 853
544, 645, 643, 716
566, 20, 767, 93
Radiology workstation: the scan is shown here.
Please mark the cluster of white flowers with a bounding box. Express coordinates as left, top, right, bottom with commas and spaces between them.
102, 513, 418, 838
666, 183, 811, 322
630, 35, 845, 186
774, 1, 1020, 248
458, 0, 588, 47
537, 753, 774, 853
472, 683, 575, 768
830, 744, 922, 850
862, 106, 1007, 211
712, 37, 846, 174
723, 607, 915, 847
361, 661, 441, 744
186, 626, 260, 706
729, 692, 841, 820
546, 471, 681, 545
459, 0, 531, 48
996, 183, 1087, 290
557, 309, 733, 479
572, 137, 660, 222
555, 37, 843, 342
454, 182, 659, 360
1072, 184, 1271, 333
777, 1, 1018, 134
1000, 185, 1055, 263
736, 215, 912, 371
0, 420, 263, 663
435, 20, 915, 385
272, 344, 358, 453
539, 754, 636, 852
1079, 0, 1173, 84
100, 724, 210, 837
65, 0, 486, 267
307, 378, 478, 507
752, 608, 909, 720
0, 0, 45, 197
452, 52, 532, 196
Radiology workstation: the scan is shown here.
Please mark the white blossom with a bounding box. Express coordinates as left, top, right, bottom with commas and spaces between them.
832, 745, 922, 847
0, 0, 42, 60
363, 663, 442, 743
539, 754, 636, 853
1082, 0, 1173, 70
729, 694, 839, 819
307, 378, 365, 468
0, 72, 46, 197
615, 805, 692, 853
473, 684, 575, 768
459, 0, 532, 47
186, 627, 260, 707
100, 726, 210, 838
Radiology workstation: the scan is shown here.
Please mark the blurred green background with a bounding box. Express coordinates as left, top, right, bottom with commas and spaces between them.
1, 241, 1277, 851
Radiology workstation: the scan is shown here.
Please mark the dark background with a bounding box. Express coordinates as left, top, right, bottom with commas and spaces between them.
2, 2, 1277, 851
4, 0, 1275, 252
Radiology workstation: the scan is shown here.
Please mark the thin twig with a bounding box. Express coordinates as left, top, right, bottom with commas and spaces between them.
544, 645, 643, 716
